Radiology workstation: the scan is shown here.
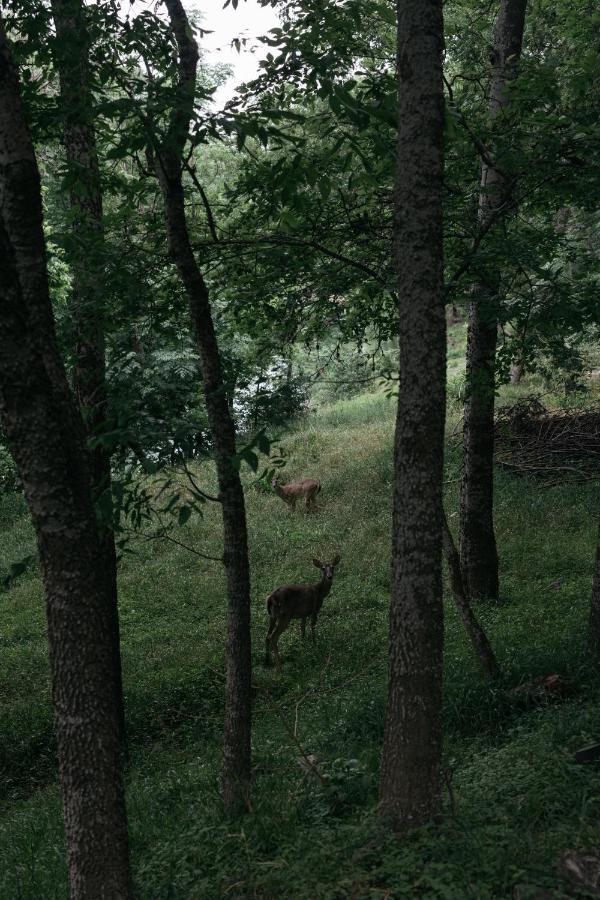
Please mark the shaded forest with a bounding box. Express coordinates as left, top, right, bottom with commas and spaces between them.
1, 0, 600, 897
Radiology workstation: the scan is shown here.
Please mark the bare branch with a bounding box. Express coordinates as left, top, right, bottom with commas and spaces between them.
182, 460, 222, 503
148, 529, 224, 563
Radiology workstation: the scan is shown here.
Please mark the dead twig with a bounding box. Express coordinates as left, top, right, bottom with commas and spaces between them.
494, 397, 600, 484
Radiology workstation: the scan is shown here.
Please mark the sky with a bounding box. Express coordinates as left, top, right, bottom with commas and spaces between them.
193, 1, 281, 105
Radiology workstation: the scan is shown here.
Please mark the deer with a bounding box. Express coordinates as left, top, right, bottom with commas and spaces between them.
265, 555, 341, 667
271, 475, 321, 512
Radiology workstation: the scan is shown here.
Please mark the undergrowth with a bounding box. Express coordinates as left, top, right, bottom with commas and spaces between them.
1, 378, 599, 898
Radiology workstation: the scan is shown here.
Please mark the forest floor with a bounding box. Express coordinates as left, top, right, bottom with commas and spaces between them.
2, 348, 600, 898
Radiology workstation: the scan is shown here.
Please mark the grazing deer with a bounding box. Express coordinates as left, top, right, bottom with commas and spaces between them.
265, 555, 341, 667
271, 476, 321, 512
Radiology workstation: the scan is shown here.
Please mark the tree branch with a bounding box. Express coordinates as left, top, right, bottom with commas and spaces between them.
148, 529, 224, 563
182, 460, 222, 503
184, 160, 220, 242
193, 235, 396, 294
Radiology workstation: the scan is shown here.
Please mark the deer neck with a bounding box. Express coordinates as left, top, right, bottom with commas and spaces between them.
316, 575, 333, 600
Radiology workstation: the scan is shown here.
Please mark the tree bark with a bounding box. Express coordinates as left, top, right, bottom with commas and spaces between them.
151, 0, 252, 812
510, 361, 524, 384
587, 524, 600, 660
460, 303, 500, 599
378, 0, 446, 832
442, 511, 501, 678
50, 0, 126, 756
0, 22, 132, 899
460, 0, 527, 601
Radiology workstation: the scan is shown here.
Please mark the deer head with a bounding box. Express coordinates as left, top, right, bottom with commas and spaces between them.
313, 555, 341, 583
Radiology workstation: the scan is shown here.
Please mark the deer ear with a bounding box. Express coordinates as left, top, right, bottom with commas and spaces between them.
332, 554, 341, 566
312, 558, 322, 569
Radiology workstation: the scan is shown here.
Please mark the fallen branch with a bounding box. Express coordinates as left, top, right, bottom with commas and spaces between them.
494, 397, 600, 484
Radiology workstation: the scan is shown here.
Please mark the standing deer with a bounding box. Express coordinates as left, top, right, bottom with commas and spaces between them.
265, 555, 341, 667
271, 476, 321, 512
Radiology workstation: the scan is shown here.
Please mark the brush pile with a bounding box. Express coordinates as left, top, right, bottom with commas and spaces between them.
494, 396, 600, 484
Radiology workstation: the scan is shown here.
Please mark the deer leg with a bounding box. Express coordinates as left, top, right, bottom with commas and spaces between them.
310, 613, 318, 643
270, 616, 292, 667
265, 615, 277, 667
271, 632, 281, 667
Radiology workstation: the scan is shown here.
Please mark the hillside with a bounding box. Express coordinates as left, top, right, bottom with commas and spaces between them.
2, 387, 600, 899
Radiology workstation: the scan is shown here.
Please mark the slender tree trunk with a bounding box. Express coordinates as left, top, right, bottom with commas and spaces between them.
378, 0, 446, 832
0, 23, 132, 898
587, 524, 600, 660
152, 0, 252, 812
50, 0, 126, 755
253, 369, 263, 432
461, 304, 499, 599
460, 0, 527, 600
510, 361, 524, 384
442, 511, 500, 678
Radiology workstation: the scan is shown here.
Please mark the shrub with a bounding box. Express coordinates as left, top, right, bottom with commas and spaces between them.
0, 443, 20, 493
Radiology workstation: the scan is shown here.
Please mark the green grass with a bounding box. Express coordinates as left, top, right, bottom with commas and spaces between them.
1, 382, 600, 899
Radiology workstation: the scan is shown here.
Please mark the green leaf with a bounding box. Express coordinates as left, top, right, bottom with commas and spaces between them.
378, 3, 396, 25
318, 176, 332, 200
178, 506, 192, 526
256, 430, 271, 454
244, 449, 259, 472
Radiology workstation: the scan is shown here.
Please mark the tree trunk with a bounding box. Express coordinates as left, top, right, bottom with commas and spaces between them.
253, 369, 264, 432
378, 0, 446, 832
152, 0, 252, 812
460, 0, 527, 601
461, 303, 499, 599
442, 511, 501, 678
587, 524, 600, 660
0, 23, 132, 899
50, 0, 126, 755
510, 361, 524, 384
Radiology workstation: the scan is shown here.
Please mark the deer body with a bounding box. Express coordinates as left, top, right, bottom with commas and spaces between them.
271, 476, 321, 512
265, 556, 341, 667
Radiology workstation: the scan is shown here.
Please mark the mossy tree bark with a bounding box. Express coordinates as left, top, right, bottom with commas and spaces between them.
587, 524, 600, 660
0, 21, 132, 899
151, 0, 252, 812
378, 0, 446, 832
459, 0, 527, 601
50, 0, 126, 755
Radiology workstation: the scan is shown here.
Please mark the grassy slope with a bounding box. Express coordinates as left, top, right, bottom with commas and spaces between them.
1, 373, 600, 898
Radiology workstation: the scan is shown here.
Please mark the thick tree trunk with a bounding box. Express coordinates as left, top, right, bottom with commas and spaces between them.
460, 0, 527, 601
378, 0, 446, 832
442, 511, 500, 678
0, 23, 132, 899
153, 0, 252, 812
50, 0, 126, 755
587, 524, 600, 660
